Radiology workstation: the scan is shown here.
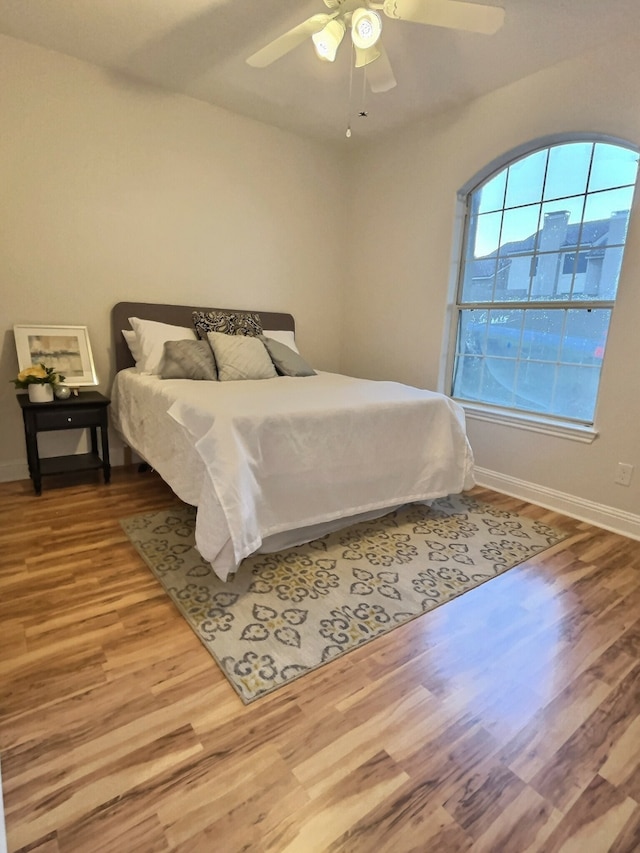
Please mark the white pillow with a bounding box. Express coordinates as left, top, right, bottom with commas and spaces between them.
207, 331, 277, 381
262, 328, 299, 354
128, 317, 197, 374
122, 329, 143, 366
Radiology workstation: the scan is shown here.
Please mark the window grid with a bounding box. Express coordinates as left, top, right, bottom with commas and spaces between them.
456, 308, 607, 412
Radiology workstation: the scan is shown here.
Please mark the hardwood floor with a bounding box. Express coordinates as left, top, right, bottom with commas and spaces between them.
1, 467, 639, 852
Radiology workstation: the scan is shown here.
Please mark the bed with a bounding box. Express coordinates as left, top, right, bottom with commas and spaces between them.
110, 301, 475, 581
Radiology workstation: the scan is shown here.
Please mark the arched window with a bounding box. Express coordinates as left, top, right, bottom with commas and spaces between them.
448, 139, 639, 430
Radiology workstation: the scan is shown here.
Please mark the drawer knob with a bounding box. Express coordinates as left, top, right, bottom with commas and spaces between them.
67, 417, 72, 423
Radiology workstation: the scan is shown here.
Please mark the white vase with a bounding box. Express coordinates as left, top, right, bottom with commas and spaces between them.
28, 384, 54, 403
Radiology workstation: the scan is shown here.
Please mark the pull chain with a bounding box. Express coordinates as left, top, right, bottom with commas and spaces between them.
360, 61, 368, 117
346, 44, 354, 138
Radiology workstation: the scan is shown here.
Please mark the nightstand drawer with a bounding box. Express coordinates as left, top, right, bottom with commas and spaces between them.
36, 407, 104, 431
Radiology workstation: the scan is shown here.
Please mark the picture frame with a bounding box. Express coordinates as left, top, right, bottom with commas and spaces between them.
13, 324, 98, 387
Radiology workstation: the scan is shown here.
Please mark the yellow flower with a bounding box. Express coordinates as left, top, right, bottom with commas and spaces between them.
11, 363, 64, 389
17, 365, 48, 383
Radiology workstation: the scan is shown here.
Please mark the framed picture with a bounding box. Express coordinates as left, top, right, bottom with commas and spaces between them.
13, 325, 98, 387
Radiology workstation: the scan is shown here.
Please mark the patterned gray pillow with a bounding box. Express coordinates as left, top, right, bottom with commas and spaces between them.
192, 310, 263, 339
260, 335, 316, 377
159, 339, 217, 380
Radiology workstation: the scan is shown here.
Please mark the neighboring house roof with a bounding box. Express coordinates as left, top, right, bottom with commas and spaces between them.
470, 217, 611, 278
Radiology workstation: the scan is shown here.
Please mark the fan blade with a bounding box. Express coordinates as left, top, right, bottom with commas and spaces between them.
382, 0, 504, 35
354, 45, 381, 68
246, 13, 336, 67
365, 41, 397, 93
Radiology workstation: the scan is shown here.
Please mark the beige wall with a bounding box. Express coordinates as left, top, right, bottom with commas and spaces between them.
344, 34, 640, 525
0, 35, 347, 478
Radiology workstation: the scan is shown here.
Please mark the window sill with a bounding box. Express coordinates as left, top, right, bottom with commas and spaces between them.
460, 403, 599, 444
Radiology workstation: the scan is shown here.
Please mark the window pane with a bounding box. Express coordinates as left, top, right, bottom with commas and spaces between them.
558, 250, 582, 298
544, 143, 592, 201
562, 252, 588, 275
452, 311, 486, 400
583, 187, 634, 241
574, 246, 623, 300
552, 365, 601, 421
477, 170, 507, 214
497, 256, 533, 302
540, 196, 585, 234
530, 255, 563, 299
460, 256, 498, 303
514, 361, 556, 413
468, 211, 502, 258
521, 310, 563, 361
481, 357, 517, 407
589, 143, 639, 192
453, 311, 486, 400
452, 355, 484, 401
486, 310, 523, 358
505, 150, 547, 209
457, 310, 488, 355
498, 204, 540, 254
560, 309, 610, 363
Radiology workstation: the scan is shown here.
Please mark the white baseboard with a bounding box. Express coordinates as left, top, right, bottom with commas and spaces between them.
474, 466, 640, 541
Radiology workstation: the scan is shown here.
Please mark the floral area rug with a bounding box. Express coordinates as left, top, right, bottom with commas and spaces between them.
120, 494, 566, 703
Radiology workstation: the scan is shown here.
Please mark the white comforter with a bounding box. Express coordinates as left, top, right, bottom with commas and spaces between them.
111, 370, 475, 580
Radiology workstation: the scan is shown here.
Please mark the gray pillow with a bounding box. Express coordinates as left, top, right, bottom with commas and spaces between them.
261, 335, 316, 377
207, 331, 277, 381
159, 339, 217, 380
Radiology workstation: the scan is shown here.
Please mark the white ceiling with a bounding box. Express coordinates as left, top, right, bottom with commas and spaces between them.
1, 0, 639, 144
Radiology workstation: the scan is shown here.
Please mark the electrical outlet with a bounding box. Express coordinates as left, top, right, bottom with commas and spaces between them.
615, 462, 634, 486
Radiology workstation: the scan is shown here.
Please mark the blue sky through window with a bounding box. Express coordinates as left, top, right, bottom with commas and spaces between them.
473, 143, 639, 256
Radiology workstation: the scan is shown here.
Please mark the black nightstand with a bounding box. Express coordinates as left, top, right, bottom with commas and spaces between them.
17, 391, 111, 495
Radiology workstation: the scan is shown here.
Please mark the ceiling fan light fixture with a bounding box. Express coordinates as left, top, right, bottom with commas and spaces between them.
351, 8, 382, 50
312, 18, 346, 61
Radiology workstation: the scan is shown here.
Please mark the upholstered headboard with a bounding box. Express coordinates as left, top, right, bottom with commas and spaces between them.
111, 302, 296, 373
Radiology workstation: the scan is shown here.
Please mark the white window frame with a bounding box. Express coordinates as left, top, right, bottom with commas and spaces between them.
440, 133, 639, 444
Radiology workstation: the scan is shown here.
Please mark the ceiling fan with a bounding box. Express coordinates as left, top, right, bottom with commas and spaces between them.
246, 0, 505, 93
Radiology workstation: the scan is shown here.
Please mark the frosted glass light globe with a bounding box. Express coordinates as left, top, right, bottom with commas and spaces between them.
351, 9, 382, 49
